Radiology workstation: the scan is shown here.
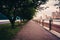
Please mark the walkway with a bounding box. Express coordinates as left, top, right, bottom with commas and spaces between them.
12, 20, 60, 40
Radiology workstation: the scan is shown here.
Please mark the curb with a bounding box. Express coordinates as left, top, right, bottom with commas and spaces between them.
43, 26, 60, 38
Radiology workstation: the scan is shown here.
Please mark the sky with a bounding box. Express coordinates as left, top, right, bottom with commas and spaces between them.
33, 0, 59, 19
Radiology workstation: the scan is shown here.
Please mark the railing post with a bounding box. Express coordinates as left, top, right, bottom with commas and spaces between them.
49, 18, 53, 30
42, 19, 44, 26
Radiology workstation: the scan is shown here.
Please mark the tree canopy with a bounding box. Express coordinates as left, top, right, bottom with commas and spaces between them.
0, 0, 48, 28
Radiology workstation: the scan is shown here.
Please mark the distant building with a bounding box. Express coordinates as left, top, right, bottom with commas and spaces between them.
52, 11, 60, 19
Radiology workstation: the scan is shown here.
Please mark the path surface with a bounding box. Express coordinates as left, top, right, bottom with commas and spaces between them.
12, 20, 60, 40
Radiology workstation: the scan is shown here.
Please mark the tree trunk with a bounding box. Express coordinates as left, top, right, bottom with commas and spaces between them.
11, 21, 15, 28
9, 20, 15, 28
9, 17, 16, 28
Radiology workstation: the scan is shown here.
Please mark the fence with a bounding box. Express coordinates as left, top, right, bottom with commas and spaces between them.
41, 20, 60, 33
33, 19, 60, 33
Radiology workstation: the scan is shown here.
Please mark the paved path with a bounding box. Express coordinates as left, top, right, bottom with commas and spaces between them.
12, 20, 60, 40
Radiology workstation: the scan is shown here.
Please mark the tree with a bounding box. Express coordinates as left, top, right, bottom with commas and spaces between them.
0, 0, 18, 28
16, 0, 48, 21
0, 0, 47, 28
19, 7, 36, 21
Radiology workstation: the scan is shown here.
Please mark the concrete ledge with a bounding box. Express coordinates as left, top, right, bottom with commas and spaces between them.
34, 21, 60, 38
43, 26, 60, 38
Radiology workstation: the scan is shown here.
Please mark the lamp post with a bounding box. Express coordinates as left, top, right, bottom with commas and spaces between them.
59, 0, 60, 13
58, 0, 60, 19
55, 0, 60, 19
58, 0, 60, 12
55, 0, 60, 13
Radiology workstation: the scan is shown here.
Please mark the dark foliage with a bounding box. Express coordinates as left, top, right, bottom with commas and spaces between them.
0, 0, 47, 28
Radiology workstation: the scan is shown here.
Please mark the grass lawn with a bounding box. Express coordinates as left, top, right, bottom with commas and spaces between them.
0, 22, 22, 40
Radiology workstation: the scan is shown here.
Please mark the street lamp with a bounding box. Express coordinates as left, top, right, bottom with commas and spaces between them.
58, 0, 60, 12
54, 0, 60, 12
